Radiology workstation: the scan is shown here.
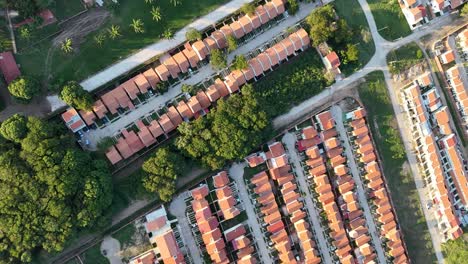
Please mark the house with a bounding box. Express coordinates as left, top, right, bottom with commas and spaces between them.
92, 100, 108, 119
160, 54, 181, 79
440, 49, 455, 64
173, 52, 190, 73
62, 108, 86, 133
142, 68, 160, 90
105, 146, 122, 165
154, 64, 171, 81
79, 109, 97, 126
115, 137, 133, 159
192, 40, 209, 60
182, 43, 200, 68
324, 52, 341, 70
122, 79, 140, 100
133, 73, 151, 94
0, 51, 21, 84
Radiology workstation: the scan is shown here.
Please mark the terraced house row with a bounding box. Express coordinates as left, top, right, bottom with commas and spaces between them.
188, 172, 256, 264
61, 0, 288, 133
246, 141, 322, 263
94, 27, 310, 164
400, 74, 467, 241
344, 107, 409, 263
296, 110, 378, 264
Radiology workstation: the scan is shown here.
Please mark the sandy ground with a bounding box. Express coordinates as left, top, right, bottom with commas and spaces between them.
100, 236, 123, 264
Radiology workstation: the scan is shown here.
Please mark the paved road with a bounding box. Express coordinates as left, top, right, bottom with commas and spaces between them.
281, 133, 333, 264
229, 162, 274, 264
169, 193, 203, 264
80, 0, 322, 148
331, 105, 387, 264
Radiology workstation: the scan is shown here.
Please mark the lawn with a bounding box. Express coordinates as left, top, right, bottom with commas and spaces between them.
333, 0, 375, 74
252, 48, 327, 118
15, 0, 228, 89
358, 71, 437, 263
387, 42, 424, 74
80, 244, 109, 264
366, 0, 412, 41
112, 223, 137, 246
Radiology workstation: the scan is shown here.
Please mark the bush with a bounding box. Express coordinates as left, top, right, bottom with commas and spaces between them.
7, 76, 40, 103
231, 55, 248, 71
227, 35, 237, 52
185, 27, 202, 42
287, 0, 299, 15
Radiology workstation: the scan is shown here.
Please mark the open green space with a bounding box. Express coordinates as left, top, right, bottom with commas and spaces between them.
387, 42, 424, 74
366, 0, 411, 41
442, 233, 468, 264
112, 223, 137, 246
333, 0, 375, 74
15, 0, 227, 87
358, 71, 436, 263
80, 244, 109, 264
49, 0, 86, 21
252, 49, 326, 118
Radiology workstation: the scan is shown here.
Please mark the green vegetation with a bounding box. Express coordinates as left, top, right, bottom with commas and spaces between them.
387, 42, 424, 74
240, 3, 255, 15
80, 244, 109, 264
252, 49, 326, 118
0, 113, 28, 143
231, 55, 248, 71
0, 16, 12, 51
185, 27, 202, 41
16, 0, 227, 87
227, 35, 238, 52
176, 84, 268, 170
60, 81, 94, 110
142, 147, 187, 201
366, 0, 411, 41
358, 71, 436, 263
112, 224, 137, 246
7, 76, 40, 103
7, 0, 39, 18
0, 115, 113, 263
287, 0, 299, 15
442, 234, 468, 264
210, 49, 227, 70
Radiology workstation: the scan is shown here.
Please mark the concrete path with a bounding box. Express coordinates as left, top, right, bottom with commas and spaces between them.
81, 0, 323, 147
100, 236, 123, 264
169, 192, 203, 264
281, 132, 333, 264
330, 105, 387, 264
229, 162, 273, 264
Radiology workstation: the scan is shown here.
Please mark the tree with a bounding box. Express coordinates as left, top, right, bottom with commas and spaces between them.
7, 76, 40, 102
240, 3, 255, 15
345, 44, 359, 62
416, 49, 423, 59
231, 55, 248, 71
97, 136, 115, 152
7, 0, 38, 18
461, 4, 468, 16
142, 148, 186, 201
19, 26, 31, 40
162, 28, 174, 39
61, 38, 73, 53
94, 32, 106, 47
287, 0, 299, 15
186, 27, 202, 42
60, 81, 94, 110
210, 49, 227, 70
0, 116, 112, 263
176, 84, 268, 169
306, 5, 335, 46
130, 18, 145, 33
108, 25, 121, 39
442, 235, 468, 264
181, 84, 197, 95
151, 6, 162, 21
226, 35, 237, 52
144, 0, 154, 3
0, 114, 28, 143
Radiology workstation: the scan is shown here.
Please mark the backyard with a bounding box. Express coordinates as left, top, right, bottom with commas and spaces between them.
358, 71, 436, 263
15, 0, 228, 88
366, 0, 411, 41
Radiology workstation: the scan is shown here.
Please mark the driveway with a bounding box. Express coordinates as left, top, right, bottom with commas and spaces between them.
229, 162, 273, 264
281, 132, 333, 263
330, 105, 387, 263
100, 236, 123, 264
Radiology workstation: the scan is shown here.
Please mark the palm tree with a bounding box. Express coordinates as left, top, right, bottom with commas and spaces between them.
130, 19, 145, 33
151, 6, 162, 22
108, 25, 121, 39
94, 33, 106, 47
61, 38, 73, 53
170, 0, 181, 7
19, 27, 31, 40
162, 28, 174, 39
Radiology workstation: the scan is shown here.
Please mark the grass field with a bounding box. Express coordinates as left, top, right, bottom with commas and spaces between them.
333, 0, 376, 74
358, 71, 437, 263
366, 0, 412, 41
387, 42, 424, 74
16, 0, 227, 88
112, 223, 137, 246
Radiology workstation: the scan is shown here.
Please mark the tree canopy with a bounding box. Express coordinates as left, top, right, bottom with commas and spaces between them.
226, 35, 238, 52
0, 115, 112, 263
185, 27, 202, 42
442, 235, 468, 264
210, 49, 227, 70
142, 147, 186, 201
7, 76, 40, 103
231, 55, 248, 71
306, 5, 336, 46
240, 3, 255, 15
60, 81, 94, 110
176, 84, 268, 169
0, 114, 28, 143
7, 0, 38, 18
